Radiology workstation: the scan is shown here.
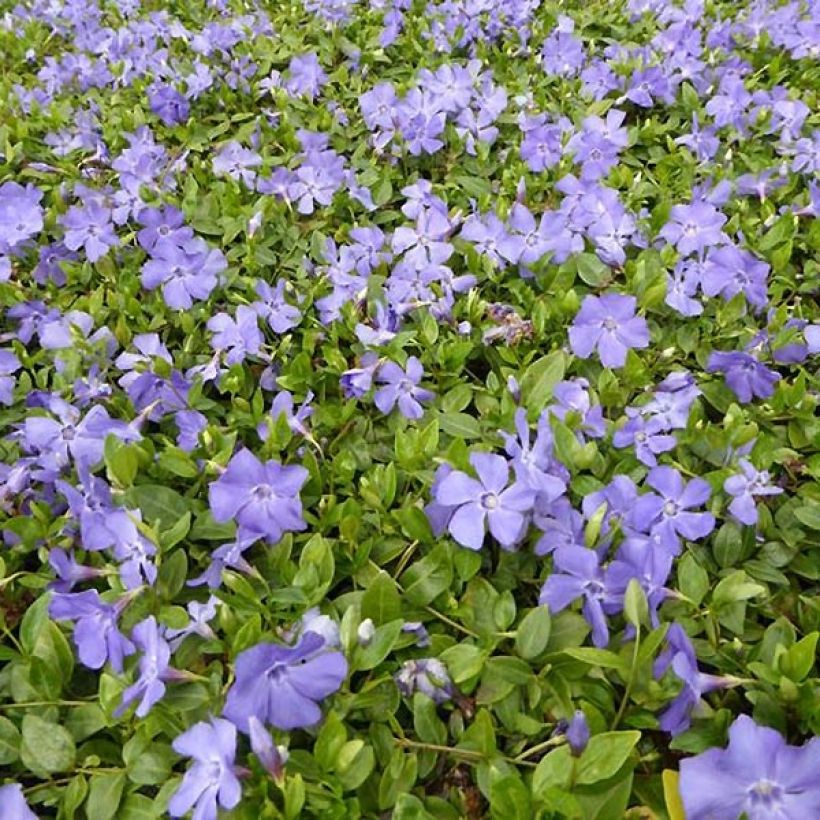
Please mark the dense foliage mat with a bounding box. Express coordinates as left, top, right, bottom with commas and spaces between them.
0, 0, 818, 817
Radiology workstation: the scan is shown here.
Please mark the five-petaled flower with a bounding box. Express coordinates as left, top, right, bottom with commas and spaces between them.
208, 449, 308, 544
569, 293, 650, 368
222, 632, 348, 732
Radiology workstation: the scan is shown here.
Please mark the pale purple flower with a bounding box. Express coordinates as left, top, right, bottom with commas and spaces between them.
285, 52, 327, 99
0, 349, 20, 406
395, 658, 454, 704
213, 141, 261, 187
148, 85, 189, 126
257, 390, 314, 440
373, 357, 434, 420
0, 182, 43, 254
701, 245, 769, 310
569, 293, 650, 368
632, 467, 715, 554
116, 616, 175, 718
49, 590, 135, 673
539, 545, 613, 648
706, 351, 780, 403
253, 280, 301, 333
168, 718, 242, 820
248, 716, 288, 784
566, 711, 590, 756
23, 403, 139, 470
141, 237, 225, 310
208, 450, 308, 543
48, 548, 104, 593
654, 624, 737, 736
658, 201, 727, 256
223, 632, 347, 732
340, 352, 380, 398
207, 305, 263, 364
60, 201, 119, 263
435, 453, 535, 551
724, 459, 783, 526
0, 784, 37, 820
679, 715, 820, 820
613, 415, 677, 466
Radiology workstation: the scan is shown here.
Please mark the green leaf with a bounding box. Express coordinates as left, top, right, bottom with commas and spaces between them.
21, 714, 76, 775
401, 545, 453, 606
86, 771, 126, 820
104, 437, 139, 487
678, 553, 710, 606
413, 692, 447, 745
521, 351, 566, 417
393, 794, 436, 820
61, 775, 89, 819
712, 570, 766, 608
0, 716, 20, 765
663, 769, 687, 820
353, 619, 404, 671
779, 632, 818, 682
623, 579, 648, 629
490, 773, 532, 820
515, 607, 552, 659
561, 647, 630, 676
361, 570, 403, 625
124, 485, 190, 529
576, 768, 634, 820
794, 504, 820, 531
315, 711, 348, 772
293, 534, 335, 604
575, 253, 612, 287
576, 731, 641, 785
532, 745, 573, 796
439, 412, 481, 439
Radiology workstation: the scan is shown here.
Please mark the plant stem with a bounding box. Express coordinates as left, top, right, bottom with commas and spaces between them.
514, 735, 566, 762
424, 607, 480, 639
611, 626, 641, 731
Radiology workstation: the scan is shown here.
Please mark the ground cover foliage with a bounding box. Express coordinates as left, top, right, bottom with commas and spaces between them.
0, 0, 819, 817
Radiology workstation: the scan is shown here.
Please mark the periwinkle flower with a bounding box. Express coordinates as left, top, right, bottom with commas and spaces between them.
148, 85, 189, 126
654, 624, 738, 736
395, 658, 454, 704
207, 305, 263, 364
253, 279, 302, 333
141, 237, 225, 310
706, 351, 780, 403
613, 415, 677, 467
208, 450, 308, 544
249, 716, 288, 784
168, 718, 242, 820
566, 710, 590, 756
49, 590, 135, 673
0, 181, 43, 255
0, 783, 37, 820
0, 349, 21, 406
679, 715, 820, 820
59, 201, 119, 263
539, 545, 613, 648
701, 245, 770, 310
374, 356, 435, 420
658, 201, 727, 256
632, 467, 715, 554
434, 452, 536, 550
568, 294, 650, 368
341, 352, 380, 399
48, 548, 104, 593
115, 616, 176, 718
223, 631, 347, 732
724, 459, 783, 525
